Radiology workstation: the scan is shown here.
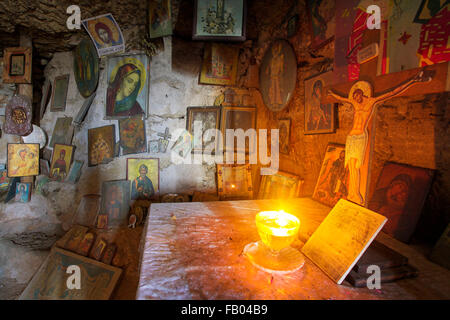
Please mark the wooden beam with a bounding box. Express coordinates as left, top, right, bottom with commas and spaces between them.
357, 29, 380, 82
324, 62, 449, 103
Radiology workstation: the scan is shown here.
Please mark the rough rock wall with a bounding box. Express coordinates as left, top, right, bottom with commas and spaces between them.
0, 35, 227, 238
251, 0, 450, 242
0, 0, 153, 55
0, 0, 226, 298
38, 38, 223, 197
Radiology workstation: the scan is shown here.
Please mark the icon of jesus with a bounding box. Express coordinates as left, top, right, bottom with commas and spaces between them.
328, 70, 432, 204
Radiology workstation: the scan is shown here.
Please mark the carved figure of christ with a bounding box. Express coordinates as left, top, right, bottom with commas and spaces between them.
327, 70, 432, 205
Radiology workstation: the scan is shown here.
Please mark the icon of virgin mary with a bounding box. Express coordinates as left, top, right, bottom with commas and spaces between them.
106, 63, 145, 117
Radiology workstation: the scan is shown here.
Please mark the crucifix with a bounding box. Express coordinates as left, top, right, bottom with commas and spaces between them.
157, 127, 172, 153
327, 70, 434, 206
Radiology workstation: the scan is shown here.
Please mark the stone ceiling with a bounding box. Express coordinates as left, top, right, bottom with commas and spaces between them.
0, 0, 151, 57
0, 0, 297, 58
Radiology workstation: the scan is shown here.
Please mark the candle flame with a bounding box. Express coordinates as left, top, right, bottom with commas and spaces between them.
255, 210, 300, 251
256, 210, 300, 237
275, 210, 289, 227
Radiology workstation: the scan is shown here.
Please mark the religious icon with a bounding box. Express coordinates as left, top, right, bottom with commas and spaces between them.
328, 70, 433, 205
149, 0, 172, 38
50, 144, 74, 182
186, 106, 221, 153
19, 247, 122, 300
49, 117, 74, 148
221, 106, 256, 153
304, 71, 336, 134
82, 13, 125, 57
51, 74, 70, 112
267, 43, 283, 106
3, 94, 33, 136
88, 125, 116, 166
15, 182, 31, 203
89, 238, 108, 261
73, 39, 99, 98
119, 117, 147, 155
313, 143, 348, 207
259, 40, 297, 112
217, 164, 253, 200
258, 171, 304, 199
57, 225, 88, 249
127, 158, 159, 201
0, 166, 10, 190
105, 54, 149, 119
193, 0, 246, 41
65, 226, 88, 252
74, 194, 101, 227
96, 214, 108, 229
10, 54, 25, 76
65, 160, 84, 184
306, 0, 336, 50
12, 107, 27, 124
2, 47, 32, 83
368, 162, 434, 243
278, 118, 291, 154
76, 232, 96, 256
7, 144, 39, 177
100, 180, 131, 227
101, 243, 117, 265
199, 43, 239, 86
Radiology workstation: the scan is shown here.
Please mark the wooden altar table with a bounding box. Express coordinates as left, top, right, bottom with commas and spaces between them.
136, 198, 450, 300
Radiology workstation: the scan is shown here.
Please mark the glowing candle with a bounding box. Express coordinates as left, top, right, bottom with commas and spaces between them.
244, 210, 305, 273
255, 210, 300, 251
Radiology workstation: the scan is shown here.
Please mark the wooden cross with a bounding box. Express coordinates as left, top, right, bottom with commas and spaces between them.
325, 61, 448, 207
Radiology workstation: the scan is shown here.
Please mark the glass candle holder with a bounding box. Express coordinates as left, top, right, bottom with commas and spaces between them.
256, 210, 300, 251
244, 210, 305, 273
